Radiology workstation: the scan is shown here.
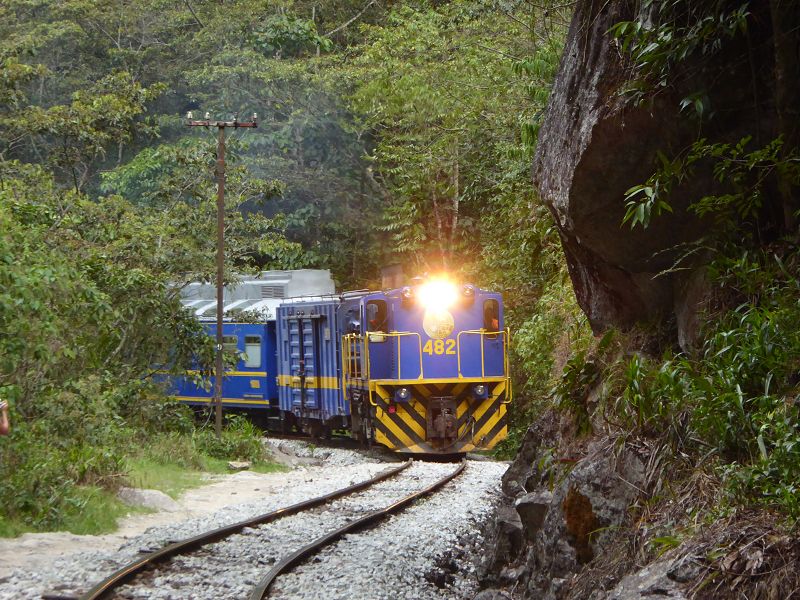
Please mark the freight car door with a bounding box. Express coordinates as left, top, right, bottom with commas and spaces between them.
287, 316, 320, 411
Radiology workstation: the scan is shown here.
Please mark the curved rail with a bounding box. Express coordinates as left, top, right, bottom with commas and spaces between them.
80, 460, 412, 600
250, 459, 467, 599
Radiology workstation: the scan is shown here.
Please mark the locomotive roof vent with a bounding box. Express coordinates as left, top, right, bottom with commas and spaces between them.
261, 285, 285, 299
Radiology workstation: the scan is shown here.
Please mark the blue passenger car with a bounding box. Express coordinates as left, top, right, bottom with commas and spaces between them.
168, 321, 279, 410
160, 270, 336, 417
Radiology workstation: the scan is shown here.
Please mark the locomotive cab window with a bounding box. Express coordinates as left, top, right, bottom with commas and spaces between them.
244, 335, 261, 368
345, 307, 361, 334
366, 300, 388, 334
483, 300, 500, 332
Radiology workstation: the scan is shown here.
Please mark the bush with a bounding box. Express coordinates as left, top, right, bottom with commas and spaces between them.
610, 248, 800, 517
193, 414, 266, 463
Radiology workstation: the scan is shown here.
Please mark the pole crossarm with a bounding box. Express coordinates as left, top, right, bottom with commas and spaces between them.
186, 120, 258, 128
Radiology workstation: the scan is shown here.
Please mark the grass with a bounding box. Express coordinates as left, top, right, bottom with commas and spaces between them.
0, 486, 151, 537
126, 457, 212, 499
250, 460, 288, 474
0, 452, 287, 538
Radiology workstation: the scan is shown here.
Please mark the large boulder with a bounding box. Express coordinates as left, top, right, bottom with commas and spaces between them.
532, 0, 778, 341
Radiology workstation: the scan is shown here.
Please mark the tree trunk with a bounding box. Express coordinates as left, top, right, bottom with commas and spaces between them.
770, 0, 800, 232
450, 146, 460, 263
431, 181, 447, 270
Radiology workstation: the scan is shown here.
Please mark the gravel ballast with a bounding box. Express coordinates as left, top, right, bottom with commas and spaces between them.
0, 443, 505, 600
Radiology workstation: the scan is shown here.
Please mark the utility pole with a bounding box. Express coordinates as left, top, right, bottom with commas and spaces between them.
186, 111, 258, 439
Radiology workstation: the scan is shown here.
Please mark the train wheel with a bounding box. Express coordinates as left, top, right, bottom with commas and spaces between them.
279, 412, 293, 434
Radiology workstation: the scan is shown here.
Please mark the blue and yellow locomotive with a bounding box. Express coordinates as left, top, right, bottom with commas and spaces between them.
167, 272, 511, 455
335, 279, 510, 453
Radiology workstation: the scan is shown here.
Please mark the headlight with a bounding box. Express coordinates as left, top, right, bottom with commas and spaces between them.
473, 384, 487, 398
417, 279, 458, 310
395, 387, 411, 401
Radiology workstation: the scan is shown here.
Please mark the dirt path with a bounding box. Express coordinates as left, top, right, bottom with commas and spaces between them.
0, 444, 323, 579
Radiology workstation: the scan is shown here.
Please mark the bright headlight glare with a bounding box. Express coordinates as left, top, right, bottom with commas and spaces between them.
417, 279, 458, 310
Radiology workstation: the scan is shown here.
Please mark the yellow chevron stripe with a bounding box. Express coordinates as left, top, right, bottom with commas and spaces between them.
484, 425, 508, 449
409, 402, 427, 426
452, 383, 468, 396
396, 404, 425, 438
471, 396, 495, 424
373, 426, 426, 453
377, 411, 417, 449
468, 381, 508, 424
375, 428, 395, 449
456, 398, 470, 420
416, 384, 433, 397
277, 375, 340, 389
490, 381, 507, 400
473, 404, 507, 445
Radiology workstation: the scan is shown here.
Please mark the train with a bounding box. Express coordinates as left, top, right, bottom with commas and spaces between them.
165, 270, 511, 454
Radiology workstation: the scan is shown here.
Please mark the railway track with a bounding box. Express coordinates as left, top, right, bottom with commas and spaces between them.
76, 460, 465, 600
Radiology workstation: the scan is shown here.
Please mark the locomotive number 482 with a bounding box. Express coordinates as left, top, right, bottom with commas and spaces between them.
422, 339, 456, 355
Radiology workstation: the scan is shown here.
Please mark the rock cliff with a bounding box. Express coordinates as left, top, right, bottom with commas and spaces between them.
478, 1, 800, 598
532, 0, 780, 346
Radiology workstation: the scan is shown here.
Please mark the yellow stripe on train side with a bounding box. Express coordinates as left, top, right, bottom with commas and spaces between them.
175, 396, 270, 405
276, 375, 340, 389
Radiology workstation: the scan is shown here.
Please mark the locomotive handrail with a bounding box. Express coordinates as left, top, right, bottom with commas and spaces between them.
342, 331, 424, 384
341, 335, 365, 403
341, 333, 378, 406
503, 327, 512, 404
380, 331, 424, 380
455, 329, 509, 379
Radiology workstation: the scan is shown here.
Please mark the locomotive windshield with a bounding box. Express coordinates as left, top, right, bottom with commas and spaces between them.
483, 299, 500, 332
366, 300, 388, 333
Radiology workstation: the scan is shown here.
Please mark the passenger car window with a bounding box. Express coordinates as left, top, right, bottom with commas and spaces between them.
222, 335, 238, 353
244, 335, 261, 368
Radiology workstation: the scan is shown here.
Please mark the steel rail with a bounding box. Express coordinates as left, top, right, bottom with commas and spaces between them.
79, 460, 412, 600
250, 459, 467, 600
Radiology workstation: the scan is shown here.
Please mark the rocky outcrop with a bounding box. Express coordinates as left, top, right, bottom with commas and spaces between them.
477, 414, 656, 599
532, 0, 780, 345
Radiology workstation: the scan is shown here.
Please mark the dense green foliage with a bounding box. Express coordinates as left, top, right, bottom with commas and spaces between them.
5, 0, 797, 537
0, 159, 279, 531
574, 249, 800, 517
0, 0, 573, 532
